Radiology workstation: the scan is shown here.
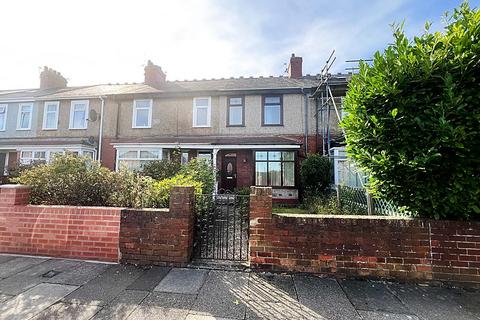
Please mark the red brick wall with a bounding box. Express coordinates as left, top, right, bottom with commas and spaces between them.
0, 185, 121, 262
119, 186, 195, 266
249, 187, 480, 287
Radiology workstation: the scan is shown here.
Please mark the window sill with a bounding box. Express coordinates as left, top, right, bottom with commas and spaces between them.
261, 124, 284, 127
16, 128, 31, 131
193, 125, 211, 128
68, 127, 88, 130
132, 126, 152, 129
226, 124, 245, 127
42, 128, 58, 131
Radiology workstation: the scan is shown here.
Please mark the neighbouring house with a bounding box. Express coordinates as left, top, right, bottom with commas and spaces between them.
0, 55, 348, 201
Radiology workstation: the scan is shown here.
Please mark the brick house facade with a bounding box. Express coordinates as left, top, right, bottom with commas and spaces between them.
0, 56, 348, 200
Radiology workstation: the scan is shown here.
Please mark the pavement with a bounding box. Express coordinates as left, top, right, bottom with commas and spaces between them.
0, 254, 479, 320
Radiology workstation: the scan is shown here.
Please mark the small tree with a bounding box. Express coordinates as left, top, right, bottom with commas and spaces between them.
342, 3, 480, 220
300, 154, 332, 195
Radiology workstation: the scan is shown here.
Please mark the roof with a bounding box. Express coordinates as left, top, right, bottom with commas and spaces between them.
111, 135, 303, 146
1, 74, 350, 101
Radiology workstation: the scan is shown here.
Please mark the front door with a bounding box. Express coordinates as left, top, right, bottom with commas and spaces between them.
221, 154, 237, 191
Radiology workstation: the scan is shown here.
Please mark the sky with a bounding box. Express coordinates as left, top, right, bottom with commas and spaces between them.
0, 0, 478, 89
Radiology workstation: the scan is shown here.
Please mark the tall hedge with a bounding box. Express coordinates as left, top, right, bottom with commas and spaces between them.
342, 3, 480, 220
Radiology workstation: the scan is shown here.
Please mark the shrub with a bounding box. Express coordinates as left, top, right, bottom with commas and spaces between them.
142, 174, 202, 208
140, 159, 181, 181
107, 169, 153, 208
12, 153, 114, 206
341, 3, 480, 220
300, 153, 332, 196
180, 158, 216, 195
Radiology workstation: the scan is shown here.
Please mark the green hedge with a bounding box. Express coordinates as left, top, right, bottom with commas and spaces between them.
341, 3, 480, 220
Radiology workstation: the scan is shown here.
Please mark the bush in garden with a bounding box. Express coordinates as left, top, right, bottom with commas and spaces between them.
12, 153, 114, 206
180, 158, 216, 195
341, 3, 480, 220
300, 153, 332, 196
107, 169, 153, 208
140, 149, 182, 180
141, 174, 202, 208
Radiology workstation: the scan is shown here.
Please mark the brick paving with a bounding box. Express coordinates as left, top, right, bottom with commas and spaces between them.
0, 254, 479, 320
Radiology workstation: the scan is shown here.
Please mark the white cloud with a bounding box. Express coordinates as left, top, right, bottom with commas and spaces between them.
0, 0, 464, 89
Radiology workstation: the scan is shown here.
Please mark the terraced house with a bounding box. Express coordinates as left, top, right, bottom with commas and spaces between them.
0, 55, 347, 202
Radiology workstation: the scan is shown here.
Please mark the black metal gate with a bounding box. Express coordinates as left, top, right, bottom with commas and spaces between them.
194, 193, 249, 262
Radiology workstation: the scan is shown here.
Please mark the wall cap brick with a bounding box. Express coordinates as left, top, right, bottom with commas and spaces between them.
274, 213, 415, 221
0, 184, 31, 190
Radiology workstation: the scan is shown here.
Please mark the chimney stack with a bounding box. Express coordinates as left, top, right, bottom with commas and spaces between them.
144, 60, 166, 89
40, 67, 67, 89
287, 53, 303, 79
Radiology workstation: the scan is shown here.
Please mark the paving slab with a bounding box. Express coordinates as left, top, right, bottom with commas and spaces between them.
127, 292, 196, 320
0, 293, 14, 303
127, 266, 171, 291
154, 268, 208, 294
0, 258, 82, 295
244, 300, 310, 320
31, 301, 102, 320
358, 310, 420, 320
0, 282, 78, 320
190, 270, 248, 319
0, 255, 15, 264
248, 273, 297, 302
294, 275, 362, 320
45, 261, 112, 286
340, 280, 410, 314
388, 283, 480, 320
63, 264, 144, 306
0, 256, 47, 278
92, 289, 149, 320
186, 315, 239, 320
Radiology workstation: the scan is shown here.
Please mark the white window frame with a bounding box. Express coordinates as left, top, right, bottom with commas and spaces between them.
69, 100, 89, 129
0, 104, 7, 131
17, 103, 33, 130
115, 148, 163, 171
42, 101, 59, 130
132, 99, 153, 128
19, 147, 97, 165
193, 97, 211, 128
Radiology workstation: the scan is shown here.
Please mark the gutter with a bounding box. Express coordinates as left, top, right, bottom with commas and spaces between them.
98, 96, 105, 161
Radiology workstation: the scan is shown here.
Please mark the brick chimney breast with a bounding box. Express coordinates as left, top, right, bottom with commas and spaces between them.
144, 60, 166, 89
288, 53, 303, 79
40, 66, 68, 89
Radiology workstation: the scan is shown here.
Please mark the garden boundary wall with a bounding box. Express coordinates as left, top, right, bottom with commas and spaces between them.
0, 185, 195, 265
250, 187, 480, 287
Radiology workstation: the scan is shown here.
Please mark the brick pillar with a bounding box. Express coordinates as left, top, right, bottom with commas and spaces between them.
169, 186, 196, 262
0, 184, 30, 206
249, 187, 273, 269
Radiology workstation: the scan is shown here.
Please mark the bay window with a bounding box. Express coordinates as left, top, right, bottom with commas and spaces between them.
117, 148, 162, 171
19, 148, 96, 164
255, 151, 295, 187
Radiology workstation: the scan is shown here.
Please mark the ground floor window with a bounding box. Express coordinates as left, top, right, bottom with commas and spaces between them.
116, 148, 162, 171
19, 148, 96, 165
255, 151, 295, 187
197, 150, 212, 161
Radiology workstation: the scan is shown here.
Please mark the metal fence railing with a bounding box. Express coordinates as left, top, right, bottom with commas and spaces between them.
337, 185, 408, 217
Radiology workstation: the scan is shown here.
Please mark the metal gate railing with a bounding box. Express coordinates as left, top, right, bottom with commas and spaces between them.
194, 193, 249, 262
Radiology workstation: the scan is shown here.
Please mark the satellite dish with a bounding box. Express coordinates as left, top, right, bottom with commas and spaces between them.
88, 109, 98, 122
87, 136, 96, 145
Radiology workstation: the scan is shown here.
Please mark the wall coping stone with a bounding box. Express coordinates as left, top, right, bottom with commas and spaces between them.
0, 184, 31, 189
274, 213, 415, 220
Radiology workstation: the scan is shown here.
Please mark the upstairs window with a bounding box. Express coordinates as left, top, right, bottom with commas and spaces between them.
0, 104, 7, 131
43, 101, 59, 130
227, 96, 244, 126
17, 103, 33, 130
69, 100, 88, 129
132, 99, 152, 128
262, 95, 283, 126
255, 151, 295, 187
193, 97, 211, 127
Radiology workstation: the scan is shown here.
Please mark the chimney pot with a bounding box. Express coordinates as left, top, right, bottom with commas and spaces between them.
288, 54, 303, 79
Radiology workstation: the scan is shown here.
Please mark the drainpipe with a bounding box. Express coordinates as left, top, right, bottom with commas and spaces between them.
97, 96, 105, 162
301, 88, 309, 155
